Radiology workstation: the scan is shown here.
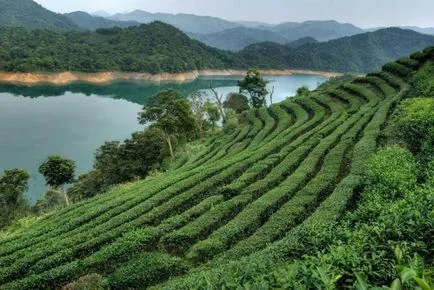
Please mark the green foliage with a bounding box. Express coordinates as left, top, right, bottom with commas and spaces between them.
69, 127, 169, 200
0, 23, 239, 73
61, 274, 103, 290
35, 189, 66, 213
38, 156, 76, 189
108, 252, 186, 289
204, 100, 221, 130
0, 169, 30, 229
392, 98, 434, 154
224, 93, 250, 113
238, 69, 269, 108
318, 74, 358, 90
295, 85, 310, 97
365, 145, 419, 195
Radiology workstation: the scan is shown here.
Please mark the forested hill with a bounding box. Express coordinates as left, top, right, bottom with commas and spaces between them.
239, 28, 434, 73
0, 22, 239, 73
0, 0, 78, 31
0, 23, 433, 74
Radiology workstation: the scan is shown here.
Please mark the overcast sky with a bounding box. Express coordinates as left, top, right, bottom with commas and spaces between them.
34, 0, 434, 28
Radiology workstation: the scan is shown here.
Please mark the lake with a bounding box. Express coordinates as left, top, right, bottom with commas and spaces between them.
0, 74, 327, 202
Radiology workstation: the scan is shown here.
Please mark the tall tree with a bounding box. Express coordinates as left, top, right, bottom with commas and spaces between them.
0, 169, 30, 229
204, 100, 221, 131
224, 93, 250, 113
138, 89, 197, 159
210, 86, 227, 123
39, 156, 76, 206
238, 69, 269, 108
189, 91, 206, 139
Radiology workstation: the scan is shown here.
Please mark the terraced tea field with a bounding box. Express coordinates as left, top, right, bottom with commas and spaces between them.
0, 48, 432, 289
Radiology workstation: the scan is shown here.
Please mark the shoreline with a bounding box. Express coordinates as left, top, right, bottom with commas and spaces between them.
0, 69, 343, 86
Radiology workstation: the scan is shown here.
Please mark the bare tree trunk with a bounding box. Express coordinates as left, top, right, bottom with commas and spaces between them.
166, 135, 174, 160
61, 186, 70, 206
268, 86, 275, 106
210, 86, 226, 123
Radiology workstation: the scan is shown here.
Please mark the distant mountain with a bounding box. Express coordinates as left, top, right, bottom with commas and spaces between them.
402, 27, 434, 35
286, 36, 318, 48
0, 0, 78, 30
109, 10, 239, 34
92, 10, 112, 18
65, 11, 139, 30
239, 28, 434, 73
366, 26, 434, 36
188, 20, 361, 51
189, 27, 288, 51
259, 20, 364, 42
235, 21, 275, 28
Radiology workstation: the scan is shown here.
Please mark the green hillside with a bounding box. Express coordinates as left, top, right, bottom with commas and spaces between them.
0, 22, 239, 73
0, 0, 78, 31
0, 48, 432, 289
0, 23, 433, 74
240, 28, 434, 72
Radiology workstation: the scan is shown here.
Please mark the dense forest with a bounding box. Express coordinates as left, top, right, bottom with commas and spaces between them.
0, 23, 433, 74
0, 22, 239, 73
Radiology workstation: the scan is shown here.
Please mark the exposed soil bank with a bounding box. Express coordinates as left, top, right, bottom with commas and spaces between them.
0, 69, 343, 85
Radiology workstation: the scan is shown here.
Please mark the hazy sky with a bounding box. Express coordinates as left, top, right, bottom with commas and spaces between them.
34, 0, 434, 28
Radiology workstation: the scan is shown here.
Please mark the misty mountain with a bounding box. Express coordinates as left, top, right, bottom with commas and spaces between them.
239, 28, 434, 73
92, 10, 112, 18
189, 27, 289, 51
109, 10, 239, 34
65, 11, 139, 30
0, 0, 78, 31
188, 20, 360, 51
286, 36, 319, 48
258, 20, 364, 42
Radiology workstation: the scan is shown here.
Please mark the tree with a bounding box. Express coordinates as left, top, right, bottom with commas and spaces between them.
39, 156, 76, 206
296, 85, 310, 97
210, 86, 227, 123
268, 86, 275, 105
204, 100, 221, 131
224, 93, 250, 114
238, 69, 269, 108
189, 91, 206, 138
0, 169, 30, 229
138, 89, 197, 159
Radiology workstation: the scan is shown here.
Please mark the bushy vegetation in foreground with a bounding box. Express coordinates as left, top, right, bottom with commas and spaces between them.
0, 48, 432, 289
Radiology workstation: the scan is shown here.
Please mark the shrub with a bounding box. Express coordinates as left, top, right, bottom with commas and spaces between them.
61, 274, 103, 290
108, 252, 185, 289
365, 145, 419, 196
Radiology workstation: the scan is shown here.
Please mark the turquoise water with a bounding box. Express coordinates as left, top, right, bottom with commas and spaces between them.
0, 74, 327, 202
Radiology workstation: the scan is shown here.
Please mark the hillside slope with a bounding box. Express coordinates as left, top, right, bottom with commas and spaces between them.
0, 0, 78, 31
0, 47, 432, 289
240, 28, 434, 72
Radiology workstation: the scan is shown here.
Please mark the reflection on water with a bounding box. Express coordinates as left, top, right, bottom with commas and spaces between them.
0, 78, 239, 105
